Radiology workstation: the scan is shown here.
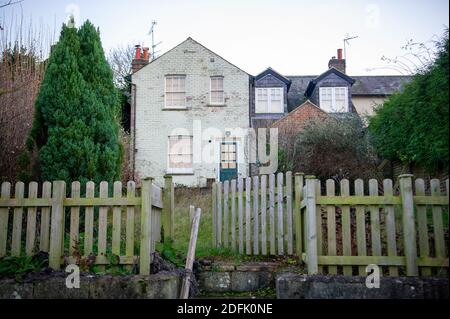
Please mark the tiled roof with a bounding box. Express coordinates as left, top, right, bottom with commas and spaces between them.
351, 75, 413, 96
286, 74, 413, 110
286, 76, 316, 110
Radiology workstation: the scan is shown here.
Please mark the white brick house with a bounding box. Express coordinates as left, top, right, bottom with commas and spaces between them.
131, 38, 251, 187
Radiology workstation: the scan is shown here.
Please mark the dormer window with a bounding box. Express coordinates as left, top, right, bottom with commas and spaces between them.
319, 87, 349, 112
255, 88, 284, 113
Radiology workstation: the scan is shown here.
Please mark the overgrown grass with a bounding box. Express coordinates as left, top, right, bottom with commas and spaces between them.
0, 254, 47, 276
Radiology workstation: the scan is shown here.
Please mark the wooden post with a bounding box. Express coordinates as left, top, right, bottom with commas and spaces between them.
49, 181, 66, 270
180, 208, 202, 299
261, 175, 267, 255
231, 179, 237, 252
98, 182, 109, 272
217, 182, 222, 247
238, 178, 244, 254
112, 182, 122, 257
163, 176, 175, 241
253, 176, 259, 255
11, 182, 24, 257
25, 182, 38, 256
212, 183, 217, 247
69, 181, 81, 256
0, 182, 11, 257
245, 177, 251, 255
399, 174, 419, 276
305, 176, 318, 275
126, 181, 136, 271
84, 182, 95, 256
286, 172, 293, 255
326, 179, 337, 274
269, 174, 276, 255
340, 179, 352, 276
294, 173, 304, 258
189, 205, 195, 226
140, 178, 153, 276
39, 182, 52, 253
224, 181, 229, 248
277, 173, 284, 255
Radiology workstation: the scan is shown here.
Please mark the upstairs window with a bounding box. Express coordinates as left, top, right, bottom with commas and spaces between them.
255, 88, 284, 113
167, 135, 193, 174
319, 87, 349, 112
165, 75, 186, 108
210, 76, 224, 105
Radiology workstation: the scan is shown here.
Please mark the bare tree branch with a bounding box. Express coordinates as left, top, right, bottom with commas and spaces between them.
0, 0, 23, 9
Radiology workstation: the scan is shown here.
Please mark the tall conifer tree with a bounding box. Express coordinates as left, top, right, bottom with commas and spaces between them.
27, 18, 122, 185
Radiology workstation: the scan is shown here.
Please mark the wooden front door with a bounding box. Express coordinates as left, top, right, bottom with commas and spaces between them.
219, 142, 238, 182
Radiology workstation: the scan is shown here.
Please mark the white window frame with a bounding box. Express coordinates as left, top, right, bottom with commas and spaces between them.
164, 75, 187, 109
167, 135, 194, 175
210, 76, 225, 105
255, 87, 284, 114
319, 87, 349, 113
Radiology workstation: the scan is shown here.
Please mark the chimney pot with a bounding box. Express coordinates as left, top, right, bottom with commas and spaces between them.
143, 47, 150, 61
135, 45, 142, 60
337, 49, 343, 60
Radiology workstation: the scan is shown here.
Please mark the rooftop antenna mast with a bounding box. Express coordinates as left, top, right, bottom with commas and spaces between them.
343, 35, 359, 60
149, 20, 162, 60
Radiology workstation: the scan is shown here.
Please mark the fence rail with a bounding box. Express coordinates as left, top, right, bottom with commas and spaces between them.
213, 172, 449, 277
0, 177, 175, 275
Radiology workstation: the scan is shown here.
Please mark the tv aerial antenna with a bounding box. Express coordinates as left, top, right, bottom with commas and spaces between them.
343, 35, 359, 60
149, 20, 162, 60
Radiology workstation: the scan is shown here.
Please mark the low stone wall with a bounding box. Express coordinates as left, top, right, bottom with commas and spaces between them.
277, 273, 449, 299
197, 262, 279, 293
0, 272, 180, 299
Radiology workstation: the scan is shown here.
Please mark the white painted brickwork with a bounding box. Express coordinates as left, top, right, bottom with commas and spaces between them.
132, 38, 250, 187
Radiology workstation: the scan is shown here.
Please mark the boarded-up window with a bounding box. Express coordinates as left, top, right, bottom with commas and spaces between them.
165, 76, 186, 108
167, 136, 193, 173
210, 76, 224, 105
319, 87, 348, 112
255, 88, 284, 113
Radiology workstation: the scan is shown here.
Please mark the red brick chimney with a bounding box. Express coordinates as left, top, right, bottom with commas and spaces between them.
132, 45, 150, 73
328, 49, 346, 74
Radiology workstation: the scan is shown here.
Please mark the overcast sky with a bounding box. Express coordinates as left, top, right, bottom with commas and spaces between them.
2, 0, 449, 76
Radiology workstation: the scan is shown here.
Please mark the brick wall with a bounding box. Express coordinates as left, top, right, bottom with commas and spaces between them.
271, 100, 329, 142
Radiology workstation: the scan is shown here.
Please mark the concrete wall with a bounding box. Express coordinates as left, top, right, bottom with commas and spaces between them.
277, 273, 449, 299
0, 272, 180, 299
132, 38, 250, 187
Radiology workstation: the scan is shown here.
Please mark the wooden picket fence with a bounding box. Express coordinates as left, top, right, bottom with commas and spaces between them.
0, 177, 175, 275
212, 172, 296, 255
213, 172, 449, 277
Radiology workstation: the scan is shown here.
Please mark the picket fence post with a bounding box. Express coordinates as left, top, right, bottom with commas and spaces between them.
163, 175, 175, 241
294, 173, 304, 257
399, 174, 419, 276
140, 178, 153, 276
49, 181, 66, 270
305, 176, 318, 275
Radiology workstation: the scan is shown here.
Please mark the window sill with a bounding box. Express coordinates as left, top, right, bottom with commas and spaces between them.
207, 104, 227, 107
162, 107, 189, 111
166, 170, 194, 176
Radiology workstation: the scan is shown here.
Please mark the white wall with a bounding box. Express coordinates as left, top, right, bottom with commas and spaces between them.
132, 38, 250, 187
352, 96, 386, 118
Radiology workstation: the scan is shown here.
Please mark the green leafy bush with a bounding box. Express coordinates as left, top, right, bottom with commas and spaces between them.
369, 29, 449, 173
